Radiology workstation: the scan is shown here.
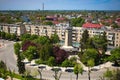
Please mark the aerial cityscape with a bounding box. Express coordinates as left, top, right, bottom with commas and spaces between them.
0, 0, 120, 80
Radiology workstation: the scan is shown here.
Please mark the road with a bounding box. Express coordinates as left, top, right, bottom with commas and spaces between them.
0, 39, 18, 72
0, 39, 106, 80
26, 65, 106, 80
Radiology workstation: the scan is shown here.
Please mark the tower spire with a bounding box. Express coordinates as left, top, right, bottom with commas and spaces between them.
42, 3, 44, 11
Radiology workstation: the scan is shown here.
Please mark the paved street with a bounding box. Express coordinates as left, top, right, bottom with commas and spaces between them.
26, 65, 106, 80
0, 39, 107, 80
0, 39, 18, 72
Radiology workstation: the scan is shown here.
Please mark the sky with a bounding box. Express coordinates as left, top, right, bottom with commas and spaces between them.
0, 0, 120, 10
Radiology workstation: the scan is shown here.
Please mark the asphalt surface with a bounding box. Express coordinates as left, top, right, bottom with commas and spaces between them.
26, 65, 106, 80
0, 39, 18, 72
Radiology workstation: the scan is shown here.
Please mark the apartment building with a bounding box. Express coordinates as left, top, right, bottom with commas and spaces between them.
107, 29, 120, 47
24, 24, 120, 48
0, 23, 25, 36
1, 23, 120, 48
24, 24, 56, 37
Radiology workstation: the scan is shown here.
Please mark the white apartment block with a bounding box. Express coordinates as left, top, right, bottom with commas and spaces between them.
0, 23, 25, 36
25, 24, 120, 47
1, 23, 120, 48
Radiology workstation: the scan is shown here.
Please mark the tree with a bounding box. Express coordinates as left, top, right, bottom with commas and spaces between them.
69, 57, 78, 67
108, 47, 120, 66
20, 33, 31, 41
111, 22, 119, 29
71, 17, 85, 27
24, 46, 37, 61
5, 33, 11, 40
102, 32, 107, 52
14, 43, 21, 55
47, 56, 55, 66
22, 41, 36, 51
92, 33, 107, 52
17, 53, 25, 74
0, 31, 1, 38
0, 61, 8, 79
8, 69, 15, 80
50, 33, 59, 44
102, 68, 120, 80
1, 31, 6, 39
53, 68, 62, 80
87, 59, 95, 80
39, 43, 53, 61
113, 69, 120, 80
80, 29, 89, 52
34, 36, 50, 45
74, 63, 83, 80
53, 47, 68, 64
82, 48, 99, 65
11, 33, 17, 41
14, 43, 25, 74
43, 21, 53, 26
40, 16, 46, 22
104, 69, 113, 80
61, 59, 72, 67
30, 34, 38, 40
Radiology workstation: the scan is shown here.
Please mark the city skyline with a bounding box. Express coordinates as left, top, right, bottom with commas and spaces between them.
0, 0, 120, 10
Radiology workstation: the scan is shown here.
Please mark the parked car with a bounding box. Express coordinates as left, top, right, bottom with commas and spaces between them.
30, 63, 38, 66
51, 68, 61, 71
38, 66, 46, 70
65, 69, 73, 72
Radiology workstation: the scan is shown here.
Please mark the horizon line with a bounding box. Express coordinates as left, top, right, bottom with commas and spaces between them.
0, 9, 120, 11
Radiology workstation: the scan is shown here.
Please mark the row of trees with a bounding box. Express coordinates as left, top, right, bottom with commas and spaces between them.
16, 33, 70, 66
80, 29, 120, 67
0, 31, 17, 41
14, 33, 69, 80
71, 17, 85, 27
14, 43, 26, 74
80, 30, 107, 66
0, 60, 40, 80
73, 58, 95, 80
0, 13, 23, 24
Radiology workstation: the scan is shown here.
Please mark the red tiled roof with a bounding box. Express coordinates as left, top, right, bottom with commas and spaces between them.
53, 21, 59, 24
58, 18, 65, 21
82, 22, 102, 28
116, 18, 120, 22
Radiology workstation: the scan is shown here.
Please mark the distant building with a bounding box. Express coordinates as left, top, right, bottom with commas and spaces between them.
82, 22, 103, 29
0, 23, 120, 48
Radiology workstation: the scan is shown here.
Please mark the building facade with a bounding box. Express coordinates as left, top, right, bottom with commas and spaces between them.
0, 23, 25, 36
0, 23, 120, 48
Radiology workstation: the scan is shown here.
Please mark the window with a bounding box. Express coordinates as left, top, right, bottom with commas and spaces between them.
116, 44, 118, 46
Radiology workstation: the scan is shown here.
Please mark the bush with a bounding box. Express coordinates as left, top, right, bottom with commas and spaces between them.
35, 59, 46, 64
